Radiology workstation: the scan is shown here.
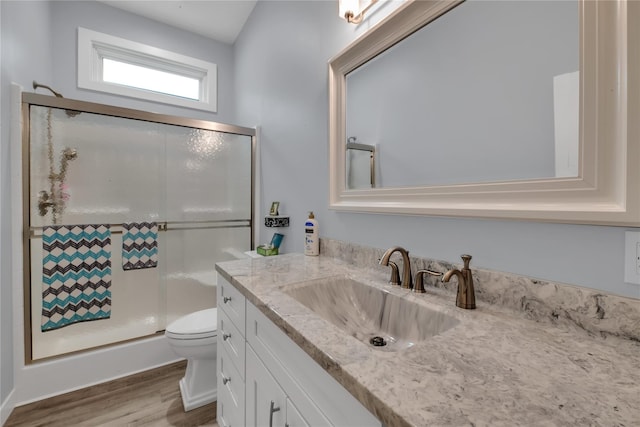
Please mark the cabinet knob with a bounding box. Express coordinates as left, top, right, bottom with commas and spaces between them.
269, 400, 281, 427
222, 375, 231, 385
223, 296, 232, 303
223, 332, 231, 341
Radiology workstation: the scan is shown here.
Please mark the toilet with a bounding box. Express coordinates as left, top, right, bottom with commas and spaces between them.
165, 308, 218, 411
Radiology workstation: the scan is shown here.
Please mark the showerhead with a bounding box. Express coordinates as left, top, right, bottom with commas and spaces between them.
62, 147, 78, 161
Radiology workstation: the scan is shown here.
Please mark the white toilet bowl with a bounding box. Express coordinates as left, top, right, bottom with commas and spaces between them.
165, 308, 218, 411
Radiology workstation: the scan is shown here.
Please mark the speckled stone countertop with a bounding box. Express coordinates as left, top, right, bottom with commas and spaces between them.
215, 251, 640, 427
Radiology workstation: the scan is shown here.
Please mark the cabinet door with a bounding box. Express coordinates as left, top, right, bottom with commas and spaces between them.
286, 398, 310, 427
246, 302, 377, 426
246, 346, 286, 427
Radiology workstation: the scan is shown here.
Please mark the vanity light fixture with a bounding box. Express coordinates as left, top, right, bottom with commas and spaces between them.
339, 0, 378, 24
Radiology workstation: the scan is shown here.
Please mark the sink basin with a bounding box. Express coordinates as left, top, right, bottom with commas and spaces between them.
282, 276, 459, 351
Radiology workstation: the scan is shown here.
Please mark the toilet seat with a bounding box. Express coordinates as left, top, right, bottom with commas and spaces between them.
165, 308, 217, 340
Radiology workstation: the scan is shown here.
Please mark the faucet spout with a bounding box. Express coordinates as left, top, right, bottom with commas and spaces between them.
379, 246, 413, 289
442, 254, 476, 309
442, 269, 464, 284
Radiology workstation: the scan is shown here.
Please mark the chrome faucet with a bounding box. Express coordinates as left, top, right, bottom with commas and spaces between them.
442, 254, 476, 309
379, 246, 412, 289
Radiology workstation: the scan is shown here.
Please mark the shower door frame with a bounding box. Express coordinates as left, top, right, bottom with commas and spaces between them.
21, 92, 256, 364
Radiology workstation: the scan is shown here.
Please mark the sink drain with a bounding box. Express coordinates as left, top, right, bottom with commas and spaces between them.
369, 336, 387, 347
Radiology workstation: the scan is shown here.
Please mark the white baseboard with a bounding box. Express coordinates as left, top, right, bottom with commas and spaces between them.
13, 335, 181, 408
1, 389, 16, 427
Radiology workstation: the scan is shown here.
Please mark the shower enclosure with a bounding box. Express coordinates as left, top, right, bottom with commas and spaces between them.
22, 93, 255, 362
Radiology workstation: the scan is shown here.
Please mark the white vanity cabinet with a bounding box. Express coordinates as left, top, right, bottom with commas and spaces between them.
216, 274, 381, 427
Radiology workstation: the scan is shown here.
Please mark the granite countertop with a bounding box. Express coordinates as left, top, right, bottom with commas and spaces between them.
216, 253, 640, 427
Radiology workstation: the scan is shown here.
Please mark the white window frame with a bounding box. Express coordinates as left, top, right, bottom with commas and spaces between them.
78, 27, 217, 112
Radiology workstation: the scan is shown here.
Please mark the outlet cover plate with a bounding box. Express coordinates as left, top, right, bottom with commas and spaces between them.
624, 231, 640, 284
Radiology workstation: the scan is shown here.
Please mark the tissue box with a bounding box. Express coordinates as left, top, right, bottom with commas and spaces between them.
257, 245, 279, 256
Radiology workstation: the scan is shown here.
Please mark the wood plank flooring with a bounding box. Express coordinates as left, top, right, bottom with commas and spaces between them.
5, 361, 217, 427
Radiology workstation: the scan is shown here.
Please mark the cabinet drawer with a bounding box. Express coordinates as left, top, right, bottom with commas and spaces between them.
217, 274, 246, 333
217, 347, 245, 427
218, 307, 245, 380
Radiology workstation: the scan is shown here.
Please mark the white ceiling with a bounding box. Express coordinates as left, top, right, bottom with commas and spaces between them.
98, 1, 258, 44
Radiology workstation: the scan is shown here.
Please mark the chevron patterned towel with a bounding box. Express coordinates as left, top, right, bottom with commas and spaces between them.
122, 222, 158, 270
42, 224, 112, 332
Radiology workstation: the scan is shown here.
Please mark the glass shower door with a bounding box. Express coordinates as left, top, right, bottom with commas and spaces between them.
163, 127, 252, 326
28, 106, 164, 360
25, 99, 254, 361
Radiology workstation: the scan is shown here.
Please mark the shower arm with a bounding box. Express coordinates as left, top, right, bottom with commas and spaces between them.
33, 81, 81, 119
33, 81, 64, 98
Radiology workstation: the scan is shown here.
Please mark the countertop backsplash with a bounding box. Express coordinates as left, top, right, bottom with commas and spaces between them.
320, 238, 640, 342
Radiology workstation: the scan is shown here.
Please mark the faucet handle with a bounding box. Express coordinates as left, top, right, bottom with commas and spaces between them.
378, 259, 401, 286
414, 269, 443, 293
388, 261, 401, 286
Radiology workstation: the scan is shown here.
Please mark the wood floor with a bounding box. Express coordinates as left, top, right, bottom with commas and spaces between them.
5, 361, 218, 427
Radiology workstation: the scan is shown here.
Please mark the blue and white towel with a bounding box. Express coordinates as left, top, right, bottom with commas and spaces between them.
122, 222, 158, 270
42, 224, 112, 331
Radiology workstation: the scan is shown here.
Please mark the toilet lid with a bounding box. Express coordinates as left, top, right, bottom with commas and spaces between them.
165, 308, 217, 339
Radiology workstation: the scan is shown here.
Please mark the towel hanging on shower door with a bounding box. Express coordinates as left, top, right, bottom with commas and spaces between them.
122, 222, 158, 270
41, 224, 112, 331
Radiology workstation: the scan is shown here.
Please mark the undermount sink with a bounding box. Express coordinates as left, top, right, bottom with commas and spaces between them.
281, 276, 459, 351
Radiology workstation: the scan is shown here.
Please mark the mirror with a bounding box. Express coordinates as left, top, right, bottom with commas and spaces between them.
329, 0, 640, 225
345, 0, 579, 188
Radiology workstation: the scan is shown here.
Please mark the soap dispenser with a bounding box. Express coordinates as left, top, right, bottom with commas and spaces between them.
304, 212, 319, 256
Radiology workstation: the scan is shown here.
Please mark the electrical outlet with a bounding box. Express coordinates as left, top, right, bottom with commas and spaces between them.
624, 231, 640, 284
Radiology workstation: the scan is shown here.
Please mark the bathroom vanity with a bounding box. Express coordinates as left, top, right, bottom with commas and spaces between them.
216, 273, 380, 426
215, 246, 640, 427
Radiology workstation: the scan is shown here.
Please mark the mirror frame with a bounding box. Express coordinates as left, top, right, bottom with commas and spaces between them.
329, 0, 640, 225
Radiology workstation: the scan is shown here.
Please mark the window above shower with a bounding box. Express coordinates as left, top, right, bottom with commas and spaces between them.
77, 27, 217, 112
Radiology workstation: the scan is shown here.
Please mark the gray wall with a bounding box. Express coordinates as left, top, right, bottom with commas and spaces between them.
234, 1, 640, 300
